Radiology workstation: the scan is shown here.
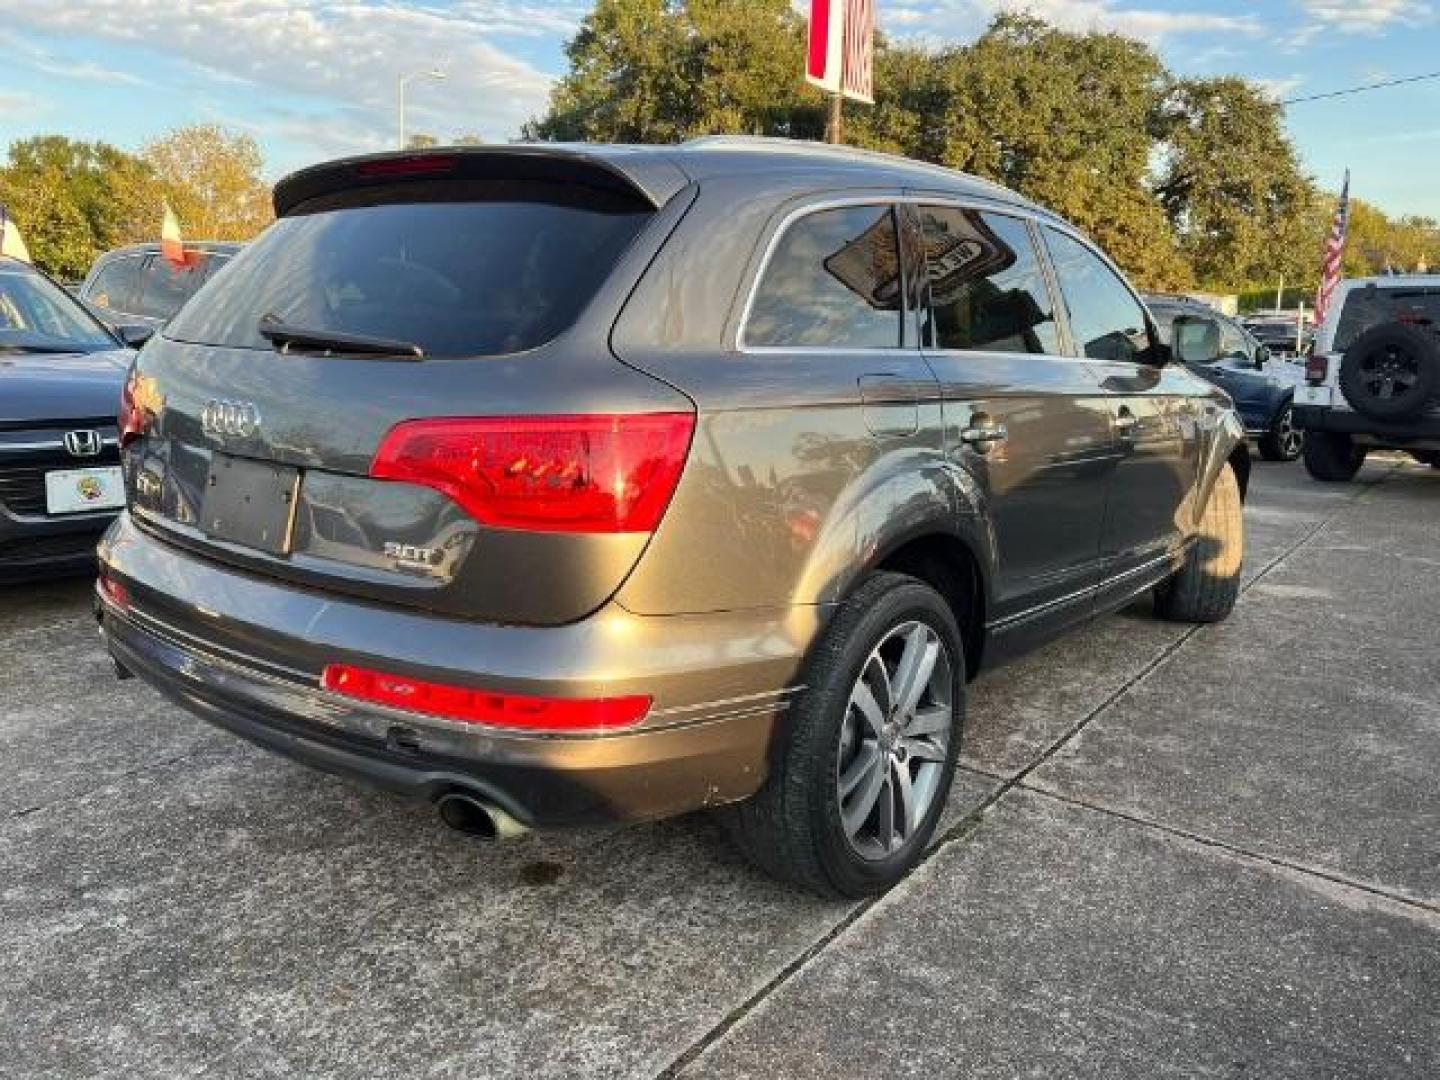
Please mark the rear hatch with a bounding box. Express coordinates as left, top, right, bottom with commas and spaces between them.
122, 149, 696, 625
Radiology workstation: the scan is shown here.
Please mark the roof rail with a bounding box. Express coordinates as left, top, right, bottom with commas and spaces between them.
677, 135, 1018, 197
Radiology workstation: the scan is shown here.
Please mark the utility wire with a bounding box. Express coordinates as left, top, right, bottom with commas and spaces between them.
1282, 69, 1440, 105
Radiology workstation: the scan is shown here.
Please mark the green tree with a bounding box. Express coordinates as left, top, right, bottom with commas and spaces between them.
526, 0, 820, 141
0, 136, 165, 278
1153, 77, 1316, 288
141, 124, 272, 240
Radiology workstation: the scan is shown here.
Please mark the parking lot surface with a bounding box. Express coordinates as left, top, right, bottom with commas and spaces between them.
3, 460, 1437, 1078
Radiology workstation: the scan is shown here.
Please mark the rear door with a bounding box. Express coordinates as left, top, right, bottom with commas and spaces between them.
82, 255, 143, 321
1042, 227, 1200, 583
913, 203, 1112, 631
121, 154, 694, 626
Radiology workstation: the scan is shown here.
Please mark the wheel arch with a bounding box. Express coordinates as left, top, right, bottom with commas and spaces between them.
859, 528, 989, 680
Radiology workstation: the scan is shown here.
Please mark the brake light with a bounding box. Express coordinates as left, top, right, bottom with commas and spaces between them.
118, 371, 147, 448
320, 663, 651, 731
1305, 353, 1329, 386
371, 413, 695, 533
356, 155, 455, 179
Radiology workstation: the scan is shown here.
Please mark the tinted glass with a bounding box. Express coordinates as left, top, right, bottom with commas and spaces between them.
746, 205, 903, 348
1334, 286, 1440, 352
86, 256, 142, 314
137, 255, 208, 320
1044, 228, 1151, 363
0, 269, 115, 351
166, 197, 651, 357
919, 207, 1059, 354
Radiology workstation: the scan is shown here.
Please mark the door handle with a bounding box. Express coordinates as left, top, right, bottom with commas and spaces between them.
960, 422, 1008, 447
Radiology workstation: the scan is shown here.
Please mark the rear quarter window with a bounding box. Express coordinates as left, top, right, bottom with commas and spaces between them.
744, 204, 903, 348
165, 189, 652, 357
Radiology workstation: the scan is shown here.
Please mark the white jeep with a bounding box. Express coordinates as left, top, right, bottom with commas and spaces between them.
1295, 275, 1440, 480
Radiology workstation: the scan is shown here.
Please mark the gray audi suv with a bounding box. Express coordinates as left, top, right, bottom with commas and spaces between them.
98, 139, 1248, 896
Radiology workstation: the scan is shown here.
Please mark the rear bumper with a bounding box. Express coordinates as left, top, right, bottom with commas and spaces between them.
97, 514, 816, 826
1294, 404, 1440, 446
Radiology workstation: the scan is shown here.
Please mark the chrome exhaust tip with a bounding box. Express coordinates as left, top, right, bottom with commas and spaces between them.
435, 792, 528, 841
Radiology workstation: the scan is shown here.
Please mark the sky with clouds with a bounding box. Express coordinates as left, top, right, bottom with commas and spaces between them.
0, 0, 1437, 218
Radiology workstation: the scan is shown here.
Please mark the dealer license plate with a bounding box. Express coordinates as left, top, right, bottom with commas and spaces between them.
44, 466, 126, 515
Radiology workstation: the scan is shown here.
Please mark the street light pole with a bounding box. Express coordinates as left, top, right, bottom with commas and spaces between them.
397, 67, 447, 149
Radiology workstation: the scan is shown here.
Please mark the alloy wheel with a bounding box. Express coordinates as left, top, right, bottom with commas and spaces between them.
836, 620, 954, 861
1360, 346, 1420, 401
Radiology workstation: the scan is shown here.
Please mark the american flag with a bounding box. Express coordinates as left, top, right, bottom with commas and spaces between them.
1314, 170, 1350, 327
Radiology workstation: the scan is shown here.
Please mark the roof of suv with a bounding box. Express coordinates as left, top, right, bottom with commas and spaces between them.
94, 241, 244, 260
273, 138, 1060, 223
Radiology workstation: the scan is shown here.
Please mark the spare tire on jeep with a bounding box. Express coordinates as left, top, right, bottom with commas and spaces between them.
1338, 322, 1440, 421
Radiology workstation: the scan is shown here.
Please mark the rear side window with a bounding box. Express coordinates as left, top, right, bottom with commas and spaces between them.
137, 255, 207, 320
86, 256, 142, 314
1334, 286, 1440, 352
746, 205, 903, 348
1043, 228, 1152, 363
918, 206, 1060, 354
165, 194, 651, 357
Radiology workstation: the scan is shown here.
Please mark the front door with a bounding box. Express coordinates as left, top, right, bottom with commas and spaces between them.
911, 204, 1114, 639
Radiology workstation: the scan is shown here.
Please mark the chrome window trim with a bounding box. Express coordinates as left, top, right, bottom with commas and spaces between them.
735, 192, 1106, 365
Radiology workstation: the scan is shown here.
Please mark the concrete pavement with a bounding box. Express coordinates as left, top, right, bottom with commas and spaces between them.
2, 459, 1436, 1078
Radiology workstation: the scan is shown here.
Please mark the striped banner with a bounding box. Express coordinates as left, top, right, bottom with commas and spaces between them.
1314, 170, 1350, 328
841, 0, 875, 104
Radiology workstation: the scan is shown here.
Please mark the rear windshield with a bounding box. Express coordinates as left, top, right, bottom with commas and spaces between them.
1333, 286, 1440, 352
165, 195, 651, 357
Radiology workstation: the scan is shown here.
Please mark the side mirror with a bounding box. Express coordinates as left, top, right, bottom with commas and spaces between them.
1253, 345, 1271, 370
116, 324, 155, 349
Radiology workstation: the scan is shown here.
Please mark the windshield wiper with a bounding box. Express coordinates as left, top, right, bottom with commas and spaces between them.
257, 317, 424, 360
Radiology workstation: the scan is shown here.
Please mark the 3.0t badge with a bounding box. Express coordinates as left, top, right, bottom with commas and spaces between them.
201, 399, 261, 439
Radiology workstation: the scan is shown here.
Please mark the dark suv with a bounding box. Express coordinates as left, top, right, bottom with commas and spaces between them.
98, 140, 1247, 896
1146, 294, 1305, 461
79, 241, 241, 331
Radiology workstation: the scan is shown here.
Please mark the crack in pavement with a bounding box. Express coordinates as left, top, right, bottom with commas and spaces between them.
655, 463, 1401, 1078
1014, 783, 1440, 921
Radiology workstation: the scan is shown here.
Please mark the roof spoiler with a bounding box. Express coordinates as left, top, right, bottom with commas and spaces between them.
272, 145, 689, 217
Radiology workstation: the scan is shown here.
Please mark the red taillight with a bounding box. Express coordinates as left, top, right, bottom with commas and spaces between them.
320, 663, 651, 731
99, 574, 130, 609
370, 413, 695, 534
118, 372, 146, 448
1305, 353, 1329, 385
356, 155, 456, 179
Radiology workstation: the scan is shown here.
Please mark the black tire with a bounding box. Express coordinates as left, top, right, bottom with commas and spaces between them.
1257, 401, 1303, 462
1303, 430, 1368, 482
1154, 463, 1242, 624
1338, 322, 1440, 422
723, 572, 965, 898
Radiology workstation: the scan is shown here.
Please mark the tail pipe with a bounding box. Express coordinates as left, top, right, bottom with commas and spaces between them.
435, 791, 529, 841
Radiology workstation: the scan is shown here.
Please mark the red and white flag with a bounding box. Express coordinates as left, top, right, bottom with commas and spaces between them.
1314, 170, 1350, 327
806, 0, 874, 104
161, 203, 185, 267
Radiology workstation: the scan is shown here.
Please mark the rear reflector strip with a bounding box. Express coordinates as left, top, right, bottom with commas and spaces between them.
320, 663, 651, 731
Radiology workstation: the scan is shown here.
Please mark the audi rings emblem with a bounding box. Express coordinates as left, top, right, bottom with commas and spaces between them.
200, 399, 261, 439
